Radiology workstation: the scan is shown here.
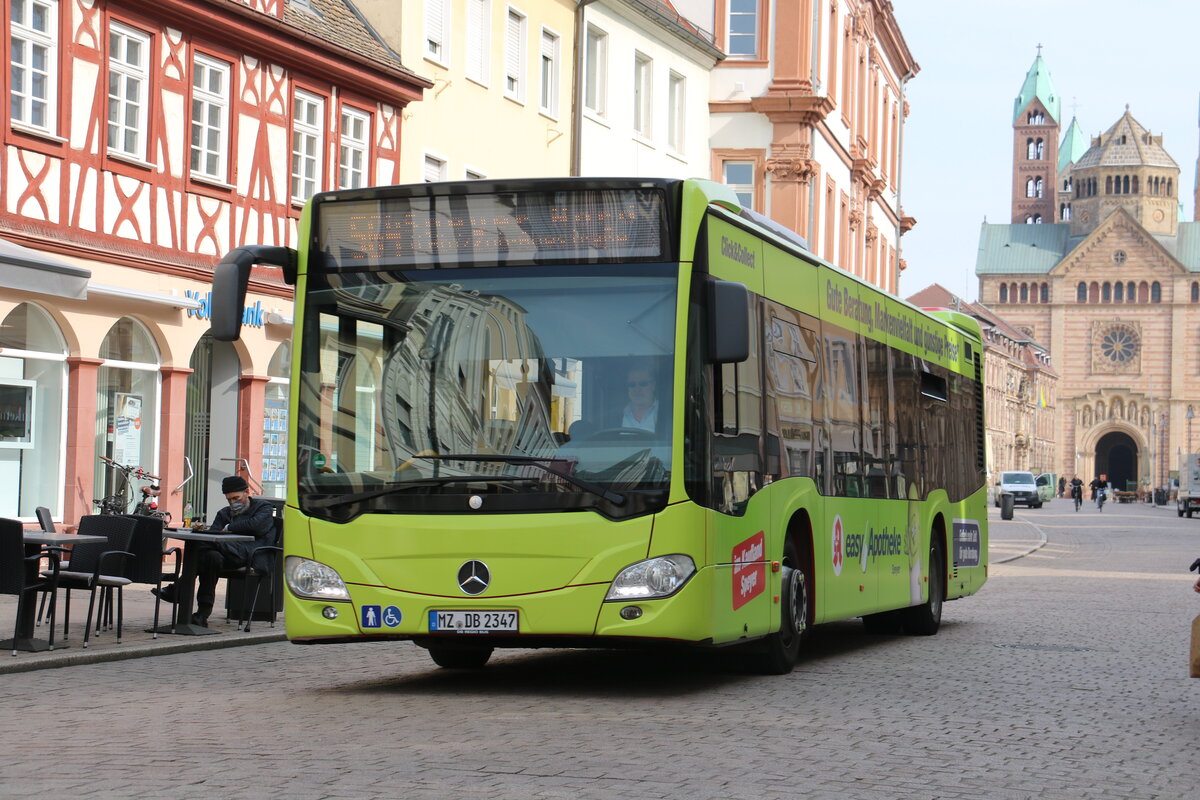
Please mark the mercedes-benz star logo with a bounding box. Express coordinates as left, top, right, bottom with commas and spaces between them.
457, 560, 490, 595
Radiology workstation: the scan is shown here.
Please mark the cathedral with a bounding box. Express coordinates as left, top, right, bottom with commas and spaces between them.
975, 52, 1199, 493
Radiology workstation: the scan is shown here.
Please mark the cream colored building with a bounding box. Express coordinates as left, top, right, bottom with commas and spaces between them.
358, 0, 576, 181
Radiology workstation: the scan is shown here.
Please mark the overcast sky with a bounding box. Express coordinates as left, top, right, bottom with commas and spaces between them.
889, 0, 1197, 302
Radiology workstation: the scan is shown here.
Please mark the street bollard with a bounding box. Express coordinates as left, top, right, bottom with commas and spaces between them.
1000, 492, 1014, 520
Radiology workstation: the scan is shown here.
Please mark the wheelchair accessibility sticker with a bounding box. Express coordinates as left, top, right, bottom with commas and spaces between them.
361, 605, 402, 629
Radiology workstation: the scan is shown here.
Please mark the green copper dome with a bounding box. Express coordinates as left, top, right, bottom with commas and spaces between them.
1058, 117, 1087, 170
1013, 53, 1060, 125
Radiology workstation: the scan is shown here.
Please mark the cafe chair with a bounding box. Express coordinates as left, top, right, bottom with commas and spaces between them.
1, 517, 66, 656
222, 509, 283, 632
46, 515, 135, 648
119, 515, 181, 637
33, 507, 57, 627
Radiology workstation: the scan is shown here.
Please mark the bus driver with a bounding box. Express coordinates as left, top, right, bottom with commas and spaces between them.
622, 365, 658, 432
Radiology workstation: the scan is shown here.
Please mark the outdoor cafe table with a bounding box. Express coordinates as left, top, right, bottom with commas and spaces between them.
153, 529, 254, 636
1, 531, 107, 652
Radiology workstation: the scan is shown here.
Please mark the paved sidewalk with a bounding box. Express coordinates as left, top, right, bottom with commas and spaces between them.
0, 574, 284, 675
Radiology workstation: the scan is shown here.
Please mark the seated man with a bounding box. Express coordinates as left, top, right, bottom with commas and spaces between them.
622, 365, 658, 432
154, 475, 276, 626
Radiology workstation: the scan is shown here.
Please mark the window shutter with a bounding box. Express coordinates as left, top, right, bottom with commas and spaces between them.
426, 0, 445, 56
424, 157, 443, 183
467, 0, 486, 81
506, 11, 522, 92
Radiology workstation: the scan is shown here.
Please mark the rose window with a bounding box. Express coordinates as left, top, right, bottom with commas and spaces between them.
1100, 327, 1137, 363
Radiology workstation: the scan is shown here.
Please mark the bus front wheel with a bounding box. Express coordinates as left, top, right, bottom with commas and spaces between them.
904, 540, 944, 636
755, 539, 809, 674
426, 642, 494, 669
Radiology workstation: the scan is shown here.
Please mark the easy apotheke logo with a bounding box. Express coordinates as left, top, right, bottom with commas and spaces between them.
185, 290, 265, 329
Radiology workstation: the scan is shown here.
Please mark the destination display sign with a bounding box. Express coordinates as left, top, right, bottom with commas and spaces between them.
315, 188, 667, 270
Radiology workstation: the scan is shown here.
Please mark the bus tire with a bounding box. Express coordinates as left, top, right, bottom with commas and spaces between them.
427, 642, 493, 669
755, 539, 809, 675
904, 538, 944, 636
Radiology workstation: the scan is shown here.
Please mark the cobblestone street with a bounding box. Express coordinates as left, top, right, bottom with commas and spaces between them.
2, 500, 1198, 799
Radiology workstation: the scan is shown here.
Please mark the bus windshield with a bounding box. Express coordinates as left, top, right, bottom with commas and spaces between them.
296, 264, 678, 520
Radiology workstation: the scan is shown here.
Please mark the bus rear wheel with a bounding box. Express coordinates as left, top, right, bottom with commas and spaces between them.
755, 540, 809, 675
426, 642, 494, 669
904, 540, 944, 636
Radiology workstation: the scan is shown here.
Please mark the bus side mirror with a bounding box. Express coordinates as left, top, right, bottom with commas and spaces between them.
212, 246, 296, 342
706, 279, 750, 364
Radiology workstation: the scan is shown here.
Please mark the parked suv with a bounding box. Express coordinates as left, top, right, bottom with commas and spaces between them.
996, 470, 1042, 508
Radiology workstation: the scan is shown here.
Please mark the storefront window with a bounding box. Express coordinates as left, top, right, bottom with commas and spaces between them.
0, 303, 67, 519
94, 317, 160, 509
263, 341, 291, 499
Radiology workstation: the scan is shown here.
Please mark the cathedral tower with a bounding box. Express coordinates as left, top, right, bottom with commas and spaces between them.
1011, 50, 1061, 224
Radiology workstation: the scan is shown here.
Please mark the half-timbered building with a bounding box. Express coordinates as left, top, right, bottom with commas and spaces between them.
0, 0, 429, 524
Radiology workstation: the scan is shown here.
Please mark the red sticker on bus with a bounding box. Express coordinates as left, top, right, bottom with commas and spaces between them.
732, 531, 766, 610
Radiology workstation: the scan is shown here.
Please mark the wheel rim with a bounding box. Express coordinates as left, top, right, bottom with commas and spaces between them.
782, 565, 807, 643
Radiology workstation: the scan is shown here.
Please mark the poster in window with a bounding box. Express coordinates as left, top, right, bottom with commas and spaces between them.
0, 379, 35, 449
113, 392, 143, 466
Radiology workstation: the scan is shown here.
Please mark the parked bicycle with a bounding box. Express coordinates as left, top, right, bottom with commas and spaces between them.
94, 455, 172, 523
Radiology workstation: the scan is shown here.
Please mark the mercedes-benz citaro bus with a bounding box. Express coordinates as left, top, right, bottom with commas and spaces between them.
211, 178, 987, 674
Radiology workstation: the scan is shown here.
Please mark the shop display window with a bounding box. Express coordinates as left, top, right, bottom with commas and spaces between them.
94, 317, 160, 508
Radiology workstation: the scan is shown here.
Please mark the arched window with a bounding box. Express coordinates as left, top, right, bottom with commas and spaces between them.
1029, 284, 1038, 304
95, 318, 161, 505
1168, 178, 1173, 195
1122, 175, 1130, 194
1192, 282, 1198, 302
1026, 178, 1037, 198
1000, 284, 1008, 303
1102, 282, 1112, 303
1035, 177, 1043, 198
1032, 214, 1042, 224
1089, 282, 1100, 303
1025, 215, 1035, 224
1151, 282, 1161, 302
1131, 175, 1138, 194
1036, 139, 1044, 159
0, 303, 68, 519
1106, 175, 1113, 194
1127, 281, 1135, 302
1064, 203, 1071, 220
1115, 282, 1124, 302
1027, 138, 1036, 159
1020, 283, 1029, 302
1040, 283, 1049, 303
1138, 281, 1149, 303
262, 341, 292, 499
1077, 282, 1087, 303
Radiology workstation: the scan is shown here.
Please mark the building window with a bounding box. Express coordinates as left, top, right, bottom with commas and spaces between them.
727, 0, 758, 58
10, 0, 58, 132
1000, 284, 1009, 303
667, 72, 685, 152
1019, 284, 1028, 302
1102, 282, 1111, 303
466, 0, 490, 85
291, 90, 324, 202
505, 7, 526, 102
190, 54, 231, 181
584, 25, 607, 116
423, 154, 446, 183
1151, 282, 1161, 303
94, 318, 161, 506
723, 160, 755, 210
465, 168, 486, 180
1126, 281, 1135, 303
1115, 282, 1124, 302
1077, 282, 1086, 303
0, 303, 67, 519
338, 107, 369, 189
261, 342, 291, 500
425, 0, 449, 64
539, 28, 559, 117
107, 22, 151, 158
1192, 282, 1199, 303
1040, 283, 1049, 303
633, 52, 652, 138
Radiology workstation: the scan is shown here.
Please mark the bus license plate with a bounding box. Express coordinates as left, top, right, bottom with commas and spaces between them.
429, 610, 518, 633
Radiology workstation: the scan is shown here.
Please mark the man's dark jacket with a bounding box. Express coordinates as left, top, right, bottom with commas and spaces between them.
208, 497, 277, 571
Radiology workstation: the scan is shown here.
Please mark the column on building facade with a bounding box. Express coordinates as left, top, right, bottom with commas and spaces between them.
766, 0, 813, 94
159, 366, 194, 520
64, 357, 103, 523
238, 374, 272, 493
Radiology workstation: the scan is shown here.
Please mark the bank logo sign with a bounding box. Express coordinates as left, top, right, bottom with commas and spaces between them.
952, 519, 981, 567
731, 531, 766, 610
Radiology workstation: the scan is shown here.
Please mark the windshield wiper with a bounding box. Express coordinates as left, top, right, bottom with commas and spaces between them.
423, 454, 626, 506
308, 475, 517, 510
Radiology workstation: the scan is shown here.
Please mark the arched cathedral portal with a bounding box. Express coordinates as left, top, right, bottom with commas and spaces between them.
1094, 430, 1138, 491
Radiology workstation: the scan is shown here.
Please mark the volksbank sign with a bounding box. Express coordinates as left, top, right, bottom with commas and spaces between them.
185, 289, 265, 329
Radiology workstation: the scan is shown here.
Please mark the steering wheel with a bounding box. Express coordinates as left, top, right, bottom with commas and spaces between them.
585, 427, 657, 441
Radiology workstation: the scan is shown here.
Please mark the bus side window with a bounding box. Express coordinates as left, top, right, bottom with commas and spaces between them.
711, 300, 763, 515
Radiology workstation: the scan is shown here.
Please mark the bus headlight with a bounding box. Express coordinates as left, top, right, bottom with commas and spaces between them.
285, 556, 351, 601
605, 554, 695, 600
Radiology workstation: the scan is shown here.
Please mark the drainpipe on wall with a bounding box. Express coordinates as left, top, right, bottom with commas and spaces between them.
571, 0, 600, 176
894, 68, 915, 294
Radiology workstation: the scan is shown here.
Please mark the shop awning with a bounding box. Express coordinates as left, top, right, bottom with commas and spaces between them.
0, 238, 91, 299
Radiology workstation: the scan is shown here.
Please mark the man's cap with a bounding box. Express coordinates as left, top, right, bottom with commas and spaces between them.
222, 475, 249, 494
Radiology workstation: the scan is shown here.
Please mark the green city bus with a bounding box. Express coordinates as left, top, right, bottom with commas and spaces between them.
212, 177, 987, 674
